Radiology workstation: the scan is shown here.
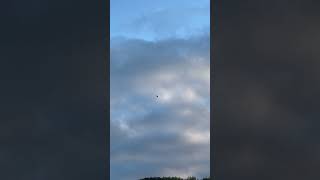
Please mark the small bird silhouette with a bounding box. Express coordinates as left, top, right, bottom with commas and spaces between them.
156, 95, 159, 98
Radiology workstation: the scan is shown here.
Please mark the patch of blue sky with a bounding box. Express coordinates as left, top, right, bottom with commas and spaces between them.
111, 0, 210, 41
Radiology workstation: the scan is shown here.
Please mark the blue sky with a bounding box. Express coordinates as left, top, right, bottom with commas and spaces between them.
111, 0, 209, 41
110, 0, 210, 179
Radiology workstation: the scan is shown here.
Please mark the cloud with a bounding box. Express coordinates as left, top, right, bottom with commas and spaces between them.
111, 32, 210, 179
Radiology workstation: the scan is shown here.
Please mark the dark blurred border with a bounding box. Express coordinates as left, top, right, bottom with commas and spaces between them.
212, 1, 320, 180
210, 0, 216, 179
0, 0, 109, 179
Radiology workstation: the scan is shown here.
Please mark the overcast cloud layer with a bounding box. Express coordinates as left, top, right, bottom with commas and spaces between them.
110, 1, 210, 179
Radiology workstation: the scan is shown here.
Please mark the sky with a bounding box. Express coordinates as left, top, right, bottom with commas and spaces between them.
2, 0, 320, 180
110, 0, 210, 179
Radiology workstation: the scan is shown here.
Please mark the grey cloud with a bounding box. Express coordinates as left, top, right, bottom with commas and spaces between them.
111, 33, 210, 179
111, 125, 209, 179
110, 34, 209, 98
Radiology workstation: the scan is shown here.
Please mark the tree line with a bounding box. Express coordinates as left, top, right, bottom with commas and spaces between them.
139, 176, 210, 180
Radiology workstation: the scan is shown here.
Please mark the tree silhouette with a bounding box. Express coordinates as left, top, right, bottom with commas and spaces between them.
139, 176, 210, 180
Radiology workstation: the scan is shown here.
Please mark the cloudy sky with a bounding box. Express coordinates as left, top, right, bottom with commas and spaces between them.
110, 0, 210, 179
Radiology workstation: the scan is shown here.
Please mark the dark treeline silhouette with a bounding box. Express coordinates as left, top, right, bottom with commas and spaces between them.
139, 176, 210, 180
